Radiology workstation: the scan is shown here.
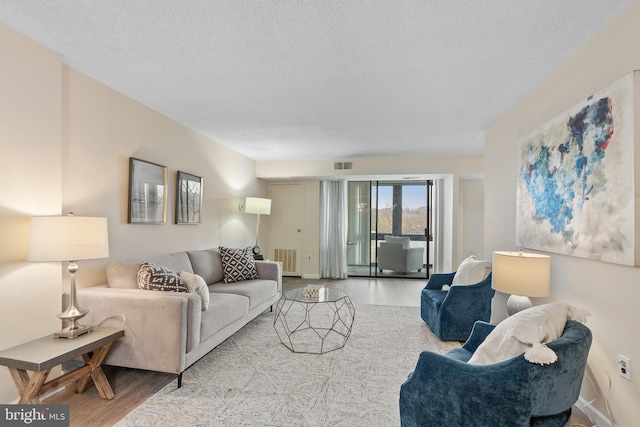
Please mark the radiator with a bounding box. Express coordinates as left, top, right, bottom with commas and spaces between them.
274, 248, 297, 274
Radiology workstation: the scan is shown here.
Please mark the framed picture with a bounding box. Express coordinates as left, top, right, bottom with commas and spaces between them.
176, 171, 203, 224
128, 157, 167, 224
516, 71, 640, 266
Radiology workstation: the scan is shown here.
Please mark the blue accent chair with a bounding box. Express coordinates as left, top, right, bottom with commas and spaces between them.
421, 271, 494, 341
399, 320, 592, 427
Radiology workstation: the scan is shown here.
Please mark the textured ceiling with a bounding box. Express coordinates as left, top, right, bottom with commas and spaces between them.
0, 1, 632, 161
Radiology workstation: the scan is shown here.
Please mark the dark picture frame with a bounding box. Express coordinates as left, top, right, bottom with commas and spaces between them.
176, 171, 203, 224
128, 157, 167, 224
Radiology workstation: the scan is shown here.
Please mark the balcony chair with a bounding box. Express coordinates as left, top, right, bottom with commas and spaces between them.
377, 236, 424, 274
400, 304, 593, 427
420, 255, 493, 341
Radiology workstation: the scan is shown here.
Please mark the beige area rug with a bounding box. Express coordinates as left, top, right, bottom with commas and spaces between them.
116, 304, 459, 427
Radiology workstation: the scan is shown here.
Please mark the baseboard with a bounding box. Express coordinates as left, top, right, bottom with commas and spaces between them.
302, 274, 320, 279
576, 396, 611, 427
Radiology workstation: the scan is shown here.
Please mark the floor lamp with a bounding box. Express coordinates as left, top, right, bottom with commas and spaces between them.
28, 214, 110, 339
492, 250, 551, 316
245, 197, 271, 260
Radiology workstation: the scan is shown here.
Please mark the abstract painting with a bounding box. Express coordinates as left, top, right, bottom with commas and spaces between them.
516, 71, 639, 266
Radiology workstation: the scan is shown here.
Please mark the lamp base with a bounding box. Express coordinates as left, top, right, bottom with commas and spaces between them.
54, 324, 93, 339
506, 294, 532, 316
54, 262, 94, 339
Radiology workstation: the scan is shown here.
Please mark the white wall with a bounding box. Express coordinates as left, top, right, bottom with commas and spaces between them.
460, 179, 484, 259
61, 66, 267, 286
0, 24, 63, 404
0, 23, 267, 404
441, 175, 455, 272
485, 1, 640, 424
257, 154, 483, 179
302, 181, 321, 278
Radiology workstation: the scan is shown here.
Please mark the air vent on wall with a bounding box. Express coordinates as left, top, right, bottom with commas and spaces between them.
274, 248, 297, 274
334, 161, 353, 170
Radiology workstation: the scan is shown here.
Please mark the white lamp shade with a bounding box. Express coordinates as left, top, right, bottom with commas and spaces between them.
492, 251, 551, 297
245, 197, 271, 215
28, 216, 110, 262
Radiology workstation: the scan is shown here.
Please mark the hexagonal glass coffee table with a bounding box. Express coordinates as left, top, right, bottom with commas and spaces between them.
273, 286, 355, 354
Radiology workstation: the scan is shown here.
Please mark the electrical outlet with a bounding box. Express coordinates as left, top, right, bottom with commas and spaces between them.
618, 354, 631, 381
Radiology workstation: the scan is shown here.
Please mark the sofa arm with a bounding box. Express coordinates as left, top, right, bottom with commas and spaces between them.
399, 350, 530, 427
77, 287, 201, 374
461, 321, 495, 353
405, 247, 424, 266
439, 273, 494, 313
424, 272, 456, 290
256, 260, 282, 292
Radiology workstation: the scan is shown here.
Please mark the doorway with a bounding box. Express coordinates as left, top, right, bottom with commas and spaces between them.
346, 180, 435, 279
268, 183, 304, 276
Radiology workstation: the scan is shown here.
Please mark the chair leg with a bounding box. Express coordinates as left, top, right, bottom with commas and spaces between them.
177, 372, 183, 388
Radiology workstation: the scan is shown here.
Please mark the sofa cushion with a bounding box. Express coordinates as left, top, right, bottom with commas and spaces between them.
146, 252, 194, 276
137, 263, 189, 293
200, 293, 249, 342
180, 271, 210, 311
452, 255, 492, 285
106, 251, 194, 289
106, 261, 142, 289
219, 246, 259, 284
384, 235, 410, 249
468, 303, 589, 366
209, 279, 278, 310
186, 248, 224, 285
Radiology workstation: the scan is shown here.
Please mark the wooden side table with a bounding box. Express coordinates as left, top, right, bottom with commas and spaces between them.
0, 327, 124, 404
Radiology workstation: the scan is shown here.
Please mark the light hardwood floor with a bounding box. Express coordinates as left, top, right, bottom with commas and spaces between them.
41, 276, 592, 426
282, 276, 425, 306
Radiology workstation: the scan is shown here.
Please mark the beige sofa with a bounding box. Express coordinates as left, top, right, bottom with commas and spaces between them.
77, 248, 282, 387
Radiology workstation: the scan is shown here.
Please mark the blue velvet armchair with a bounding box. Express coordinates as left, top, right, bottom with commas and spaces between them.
421, 271, 494, 341
399, 320, 592, 427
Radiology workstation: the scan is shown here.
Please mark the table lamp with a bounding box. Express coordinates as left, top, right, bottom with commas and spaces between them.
492, 250, 551, 316
28, 214, 109, 339
244, 197, 271, 260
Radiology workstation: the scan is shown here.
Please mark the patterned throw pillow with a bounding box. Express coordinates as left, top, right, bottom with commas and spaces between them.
218, 246, 259, 284
137, 262, 188, 292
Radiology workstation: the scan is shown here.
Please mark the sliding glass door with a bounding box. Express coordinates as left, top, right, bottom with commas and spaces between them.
347, 180, 435, 278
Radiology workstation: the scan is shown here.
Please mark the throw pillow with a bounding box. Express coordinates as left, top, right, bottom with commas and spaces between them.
451, 255, 492, 286
468, 303, 590, 366
180, 271, 210, 311
218, 246, 259, 284
137, 262, 188, 293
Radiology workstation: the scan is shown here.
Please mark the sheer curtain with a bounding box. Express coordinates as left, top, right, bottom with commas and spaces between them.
320, 180, 348, 279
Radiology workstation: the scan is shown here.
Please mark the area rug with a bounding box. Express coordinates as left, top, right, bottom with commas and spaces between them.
115, 304, 459, 427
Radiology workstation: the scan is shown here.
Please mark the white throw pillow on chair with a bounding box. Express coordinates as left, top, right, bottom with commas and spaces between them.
452, 255, 492, 285
468, 303, 590, 366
